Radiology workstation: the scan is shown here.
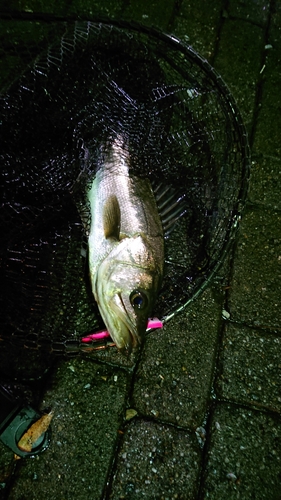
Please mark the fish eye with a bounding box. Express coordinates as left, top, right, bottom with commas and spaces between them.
130, 290, 148, 310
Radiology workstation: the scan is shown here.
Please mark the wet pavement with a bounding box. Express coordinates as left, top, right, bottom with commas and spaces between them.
1, 0, 281, 499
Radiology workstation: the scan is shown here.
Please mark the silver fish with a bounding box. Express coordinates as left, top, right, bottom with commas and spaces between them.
87, 138, 164, 354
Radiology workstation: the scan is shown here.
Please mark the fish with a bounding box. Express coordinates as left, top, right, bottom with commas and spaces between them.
87, 137, 164, 354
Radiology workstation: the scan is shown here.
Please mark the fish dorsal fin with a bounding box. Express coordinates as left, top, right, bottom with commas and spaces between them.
103, 194, 121, 240
153, 182, 187, 236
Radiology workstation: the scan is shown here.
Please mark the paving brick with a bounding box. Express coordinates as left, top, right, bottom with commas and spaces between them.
252, 17, 281, 157
214, 19, 264, 132
271, 0, 281, 42
7, 359, 130, 500
132, 287, 223, 429
217, 323, 281, 412
1, 0, 70, 15
248, 154, 281, 209
240, 6, 281, 207
228, 206, 281, 329
109, 419, 201, 499
202, 403, 281, 499
227, 0, 270, 26
67, 0, 125, 18
172, 0, 223, 61
122, 0, 175, 32
0, 446, 15, 497
87, 346, 137, 370
0, 0, 125, 17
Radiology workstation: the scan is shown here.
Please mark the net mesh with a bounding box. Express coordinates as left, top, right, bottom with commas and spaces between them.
0, 19, 250, 372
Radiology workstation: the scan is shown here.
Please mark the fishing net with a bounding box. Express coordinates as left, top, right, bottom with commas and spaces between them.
0, 18, 250, 372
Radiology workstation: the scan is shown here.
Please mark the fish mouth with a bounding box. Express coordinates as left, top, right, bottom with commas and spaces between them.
93, 268, 144, 355
109, 293, 140, 355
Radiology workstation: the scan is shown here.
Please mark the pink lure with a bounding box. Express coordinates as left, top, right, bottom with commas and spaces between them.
81, 318, 163, 343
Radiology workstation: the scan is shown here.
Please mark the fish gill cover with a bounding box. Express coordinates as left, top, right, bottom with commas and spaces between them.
0, 19, 250, 371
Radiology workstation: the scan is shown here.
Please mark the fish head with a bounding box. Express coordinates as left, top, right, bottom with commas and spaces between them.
91, 235, 163, 355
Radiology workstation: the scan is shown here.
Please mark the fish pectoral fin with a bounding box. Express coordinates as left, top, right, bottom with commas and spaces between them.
103, 194, 121, 240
